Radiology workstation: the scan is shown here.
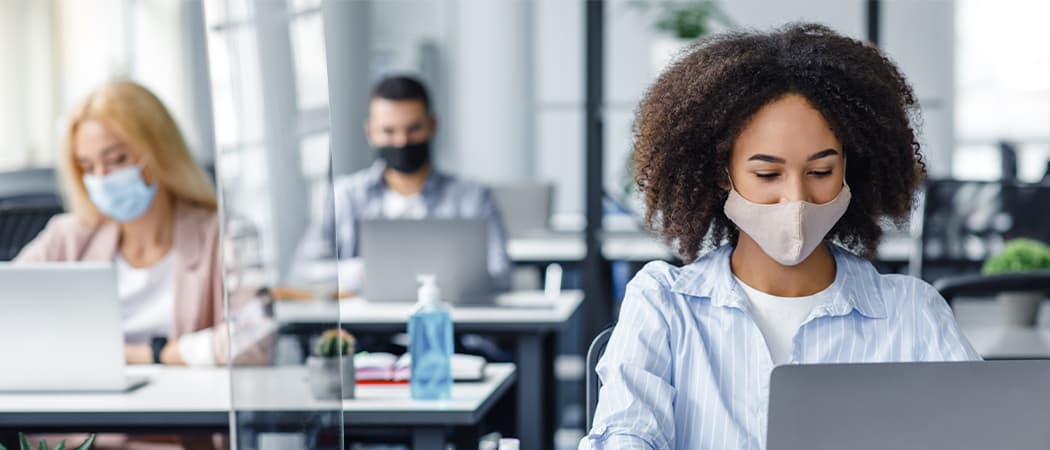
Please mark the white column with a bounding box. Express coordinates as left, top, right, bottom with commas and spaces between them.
324, 0, 372, 176
449, 0, 534, 183
883, 0, 955, 178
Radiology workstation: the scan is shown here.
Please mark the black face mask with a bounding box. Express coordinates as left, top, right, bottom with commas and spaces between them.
377, 140, 431, 174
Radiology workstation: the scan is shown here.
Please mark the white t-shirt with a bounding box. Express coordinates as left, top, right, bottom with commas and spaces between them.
116, 251, 175, 345
734, 276, 830, 365
347, 188, 424, 293
116, 251, 215, 365
381, 189, 426, 219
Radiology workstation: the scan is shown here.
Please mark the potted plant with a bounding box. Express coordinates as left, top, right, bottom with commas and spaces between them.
982, 238, 1050, 327
1, 433, 95, 450
307, 328, 356, 399
627, 0, 735, 75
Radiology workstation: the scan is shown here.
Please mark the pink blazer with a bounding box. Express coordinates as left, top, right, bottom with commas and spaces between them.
16, 201, 267, 365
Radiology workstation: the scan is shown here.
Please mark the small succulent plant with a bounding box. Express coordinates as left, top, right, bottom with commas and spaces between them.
315, 328, 355, 358
0, 433, 95, 450
983, 238, 1050, 275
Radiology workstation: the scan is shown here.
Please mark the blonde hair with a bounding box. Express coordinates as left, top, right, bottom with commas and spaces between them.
60, 80, 217, 225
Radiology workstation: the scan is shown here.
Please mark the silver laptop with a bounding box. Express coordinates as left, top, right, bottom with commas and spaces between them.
767, 360, 1050, 450
0, 263, 148, 392
490, 183, 553, 238
360, 218, 492, 304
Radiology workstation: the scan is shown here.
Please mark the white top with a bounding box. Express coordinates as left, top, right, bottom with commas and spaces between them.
734, 276, 829, 365
116, 251, 215, 365
381, 189, 426, 219
116, 251, 175, 344
337, 183, 441, 293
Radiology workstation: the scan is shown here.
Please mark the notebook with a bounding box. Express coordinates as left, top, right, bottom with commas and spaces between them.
354, 352, 487, 383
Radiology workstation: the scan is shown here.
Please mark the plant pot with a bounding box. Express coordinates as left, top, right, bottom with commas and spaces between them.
997, 291, 1044, 327
307, 355, 355, 399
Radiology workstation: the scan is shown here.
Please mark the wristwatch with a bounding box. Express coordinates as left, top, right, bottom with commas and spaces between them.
150, 337, 168, 364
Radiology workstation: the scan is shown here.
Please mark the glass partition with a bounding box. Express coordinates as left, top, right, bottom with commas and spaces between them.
204, 0, 344, 448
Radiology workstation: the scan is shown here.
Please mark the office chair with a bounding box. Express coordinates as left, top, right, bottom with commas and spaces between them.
585, 325, 615, 431
933, 271, 1050, 305
0, 167, 56, 199
915, 179, 1050, 282
0, 196, 63, 261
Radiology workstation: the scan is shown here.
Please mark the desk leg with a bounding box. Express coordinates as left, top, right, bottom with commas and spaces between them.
411, 426, 445, 450
517, 333, 553, 450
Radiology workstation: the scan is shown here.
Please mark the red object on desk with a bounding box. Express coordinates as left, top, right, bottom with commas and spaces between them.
356, 379, 409, 385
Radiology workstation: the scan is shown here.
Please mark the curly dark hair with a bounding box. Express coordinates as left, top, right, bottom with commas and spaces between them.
634, 22, 925, 263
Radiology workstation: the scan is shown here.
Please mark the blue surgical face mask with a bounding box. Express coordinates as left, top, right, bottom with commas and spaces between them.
82, 165, 158, 223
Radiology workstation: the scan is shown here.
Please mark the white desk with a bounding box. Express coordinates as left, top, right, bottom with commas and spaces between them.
961, 326, 1050, 359
275, 290, 583, 450
507, 234, 586, 262
507, 230, 669, 262
0, 364, 516, 450
275, 290, 583, 332
508, 230, 915, 263
954, 299, 1050, 359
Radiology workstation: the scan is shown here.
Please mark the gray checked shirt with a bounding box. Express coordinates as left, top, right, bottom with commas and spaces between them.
292, 160, 511, 291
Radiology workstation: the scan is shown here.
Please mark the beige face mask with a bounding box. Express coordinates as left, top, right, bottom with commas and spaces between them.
723, 177, 851, 266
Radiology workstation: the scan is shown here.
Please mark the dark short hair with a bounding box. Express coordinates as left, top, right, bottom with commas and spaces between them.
633, 23, 925, 263
370, 75, 431, 112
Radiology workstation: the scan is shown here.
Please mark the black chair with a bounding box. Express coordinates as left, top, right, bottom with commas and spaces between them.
915, 179, 1050, 282
933, 271, 1050, 305
0, 196, 63, 261
0, 168, 63, 261
585, 326, 614, 431
0, 167, 56, 199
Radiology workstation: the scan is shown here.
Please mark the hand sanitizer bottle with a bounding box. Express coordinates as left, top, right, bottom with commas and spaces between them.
409, 274, 453, 400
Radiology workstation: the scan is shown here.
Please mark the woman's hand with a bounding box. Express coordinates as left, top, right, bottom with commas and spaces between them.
125, 344, 153, 364
126, 341, 187, 365
160, 340, 187, 365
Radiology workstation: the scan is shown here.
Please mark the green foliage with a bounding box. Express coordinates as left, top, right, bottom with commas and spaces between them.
628, 0, 735, 39
315, 328, 355, 357
983, 239, 1050, 275
0, 433, 94, 450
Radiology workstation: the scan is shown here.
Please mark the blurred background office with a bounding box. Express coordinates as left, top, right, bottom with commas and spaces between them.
5, 0, 1049, 264
3, 1, 1050, 449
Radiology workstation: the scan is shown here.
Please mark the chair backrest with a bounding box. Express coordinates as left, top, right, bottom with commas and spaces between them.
917, 179, 1050, 282
0, 198, 63, 261
585, 326, 614, 431
934, 271, 1050, 304
0, 167, 56, 199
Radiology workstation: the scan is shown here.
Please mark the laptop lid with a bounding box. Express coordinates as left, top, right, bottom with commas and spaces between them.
0, 263, 133, 391
490, 183, 553, 238
766, 360, 1050, 450
360, 218, 491, 304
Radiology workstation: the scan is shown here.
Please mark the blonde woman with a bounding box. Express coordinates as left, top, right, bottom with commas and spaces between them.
17, 80, 267, 368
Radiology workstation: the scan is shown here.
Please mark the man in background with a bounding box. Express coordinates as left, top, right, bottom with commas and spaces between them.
292, 74, 511, 295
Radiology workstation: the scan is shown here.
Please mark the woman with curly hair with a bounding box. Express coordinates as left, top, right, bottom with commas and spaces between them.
581, 23, 978, 450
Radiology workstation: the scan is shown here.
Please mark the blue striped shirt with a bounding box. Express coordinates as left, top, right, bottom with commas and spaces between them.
581, 244, 979, 450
